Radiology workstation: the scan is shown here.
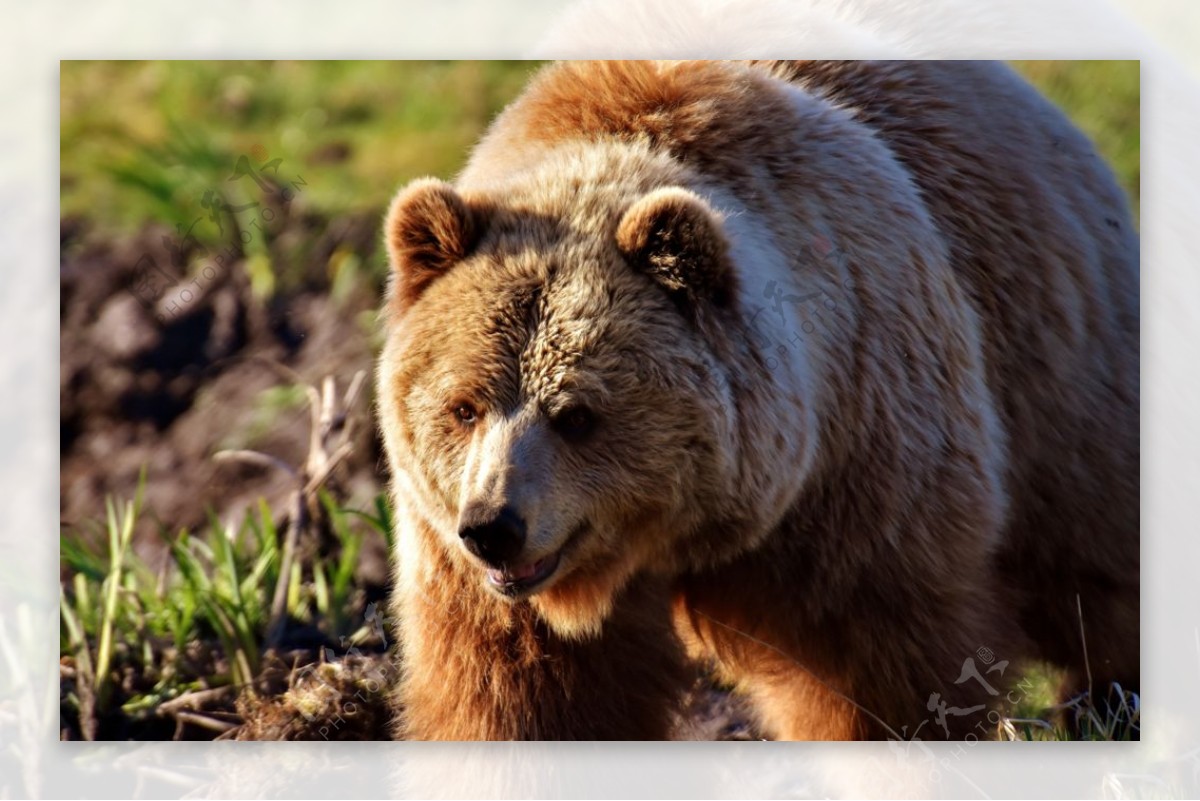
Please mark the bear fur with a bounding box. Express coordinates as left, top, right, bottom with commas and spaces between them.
376, 60, 1139, 740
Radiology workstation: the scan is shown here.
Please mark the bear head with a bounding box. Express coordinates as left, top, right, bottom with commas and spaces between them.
377, 148, 747, 638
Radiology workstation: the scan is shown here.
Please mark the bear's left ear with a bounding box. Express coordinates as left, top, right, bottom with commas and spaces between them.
384, 177, 482, 312
615, 187, 736, 311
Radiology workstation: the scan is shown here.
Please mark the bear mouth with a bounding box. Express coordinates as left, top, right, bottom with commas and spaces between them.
485, 551, 562, 596
482, 521, 588, 598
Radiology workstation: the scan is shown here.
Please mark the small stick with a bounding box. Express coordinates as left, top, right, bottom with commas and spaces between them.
156, 686, 233, 715
266, 487, 306, 649
173, 710, 238, 734
1076, 593, 1094, 701
303, 443, 355, 496
216, 368, 367, 654
213, 449, 299, 480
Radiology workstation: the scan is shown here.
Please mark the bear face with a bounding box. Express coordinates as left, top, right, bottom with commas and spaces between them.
379, 148, 758, 638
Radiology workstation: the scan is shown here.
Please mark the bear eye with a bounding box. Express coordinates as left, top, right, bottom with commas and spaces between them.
452, 402, 478, 426
553, 405, 596, 441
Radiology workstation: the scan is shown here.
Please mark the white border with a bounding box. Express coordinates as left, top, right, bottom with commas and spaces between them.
4, 0, 1197, 797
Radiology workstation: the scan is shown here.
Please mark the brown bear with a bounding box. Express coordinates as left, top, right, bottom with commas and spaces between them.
376, 60, 1139, 740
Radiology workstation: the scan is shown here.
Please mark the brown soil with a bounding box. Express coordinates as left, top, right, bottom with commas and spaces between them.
60, 214, 387, 571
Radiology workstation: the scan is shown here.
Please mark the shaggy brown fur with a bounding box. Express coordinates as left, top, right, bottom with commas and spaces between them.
377, 60, 1139, 740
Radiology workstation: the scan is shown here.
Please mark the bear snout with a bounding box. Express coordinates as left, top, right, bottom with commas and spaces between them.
458, 505, 527, 567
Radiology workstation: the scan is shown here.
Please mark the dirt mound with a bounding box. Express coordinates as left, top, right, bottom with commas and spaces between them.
60, 214, 386, 562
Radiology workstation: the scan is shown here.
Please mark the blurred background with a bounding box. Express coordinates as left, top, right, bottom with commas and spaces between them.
61, 61, 537, 551
58, 60, 1140, 741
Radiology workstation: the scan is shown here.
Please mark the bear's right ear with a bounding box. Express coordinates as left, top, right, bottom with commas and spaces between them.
615, 187, 735, 313
384, 178, 480, 311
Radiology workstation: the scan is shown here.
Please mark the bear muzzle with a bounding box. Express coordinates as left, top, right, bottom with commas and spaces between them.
458, 506, 591, 597
459, 505, 527, 567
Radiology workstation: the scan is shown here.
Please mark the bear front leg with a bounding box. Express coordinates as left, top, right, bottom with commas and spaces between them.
679, 597, 1022, 741
675, 552, 1027, 741
392, 542, 689, 740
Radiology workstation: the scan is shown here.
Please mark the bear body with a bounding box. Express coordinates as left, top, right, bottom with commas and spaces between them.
376, 60, 1139, 740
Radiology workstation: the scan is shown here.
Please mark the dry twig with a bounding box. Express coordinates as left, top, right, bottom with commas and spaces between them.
213, 368, 368, 651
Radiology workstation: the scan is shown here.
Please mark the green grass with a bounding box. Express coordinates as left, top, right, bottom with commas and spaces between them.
61, 61, 540, 249
1011, 60, 1140, 219
59, 475, 393, 739
988, 663, 1140, 741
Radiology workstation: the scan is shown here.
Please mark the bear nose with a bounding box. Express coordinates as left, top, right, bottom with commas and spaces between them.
459, 506, 527, 567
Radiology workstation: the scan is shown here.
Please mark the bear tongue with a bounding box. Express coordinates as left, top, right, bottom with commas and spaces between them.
492, 557, 546, 583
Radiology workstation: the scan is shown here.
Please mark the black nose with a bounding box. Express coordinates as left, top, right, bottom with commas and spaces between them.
459, 506, 526, 566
